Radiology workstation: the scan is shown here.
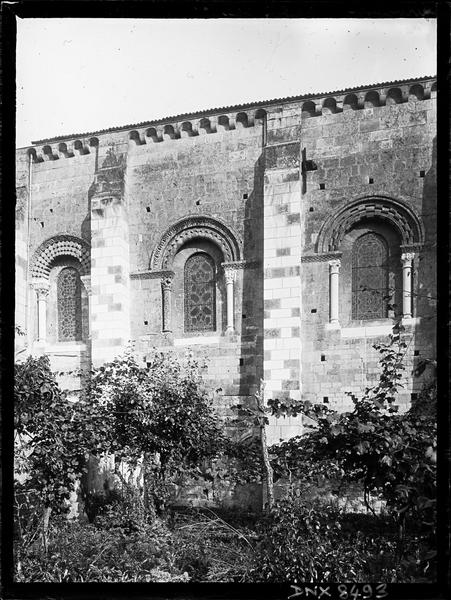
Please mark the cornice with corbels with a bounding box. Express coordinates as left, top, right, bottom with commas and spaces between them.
25, 77, 436, 163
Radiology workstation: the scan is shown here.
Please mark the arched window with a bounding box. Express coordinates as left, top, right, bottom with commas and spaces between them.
184, 253, 216, 332
57, 267, 82, 341
352, 233, 389, 320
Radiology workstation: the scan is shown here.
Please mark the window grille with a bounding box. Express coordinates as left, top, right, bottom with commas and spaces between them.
352, 233, 389, 320
57, 267, 82, 341
184, 253, 216, 332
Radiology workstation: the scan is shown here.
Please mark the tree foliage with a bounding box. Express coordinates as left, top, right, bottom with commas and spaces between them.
15, 355, 89, 516
82, 349, 226, 511
268, 331, 436, 525
15, 349, 226, 537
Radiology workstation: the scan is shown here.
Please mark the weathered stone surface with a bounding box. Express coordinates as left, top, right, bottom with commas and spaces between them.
15, 77, 436, 505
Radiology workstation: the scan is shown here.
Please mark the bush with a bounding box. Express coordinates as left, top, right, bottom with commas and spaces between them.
89, 483, 149, 533
84, 349, 227, 514
268, 335, 436, 526
248, 490, 436, 583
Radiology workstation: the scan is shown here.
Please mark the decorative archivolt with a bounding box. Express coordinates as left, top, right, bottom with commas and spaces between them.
316, 196, 424, 253
150, 215, 241, 271
30, 235, 90, 279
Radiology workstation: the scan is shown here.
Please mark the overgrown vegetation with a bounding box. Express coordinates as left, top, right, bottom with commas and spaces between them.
15, 356, 91, 550
264, 329, 437, 582
14, 334, 436, 582
81, 349, 226, 515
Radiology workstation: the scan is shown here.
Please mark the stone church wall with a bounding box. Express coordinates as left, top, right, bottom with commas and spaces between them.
15, 76, 436, 449
298, 92, 436, 413
125, 118, 266, 415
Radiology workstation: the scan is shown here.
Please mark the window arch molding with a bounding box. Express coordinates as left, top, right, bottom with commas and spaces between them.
316, 195, 424, 254
30, 236, 90, 344
30, 234, 90, 280
150, 214, 241, 271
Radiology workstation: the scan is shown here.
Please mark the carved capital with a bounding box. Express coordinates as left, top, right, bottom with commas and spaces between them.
223, 266, 237, 285
36, 287, 49, 300
161, 276, 174, 292
32, 279, 50, 299
328, 259, 341, 272
401, 252, 415, 266
80, 275, 92, 296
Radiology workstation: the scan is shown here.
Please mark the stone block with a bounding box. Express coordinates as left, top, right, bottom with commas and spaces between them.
264, 328, 281, 338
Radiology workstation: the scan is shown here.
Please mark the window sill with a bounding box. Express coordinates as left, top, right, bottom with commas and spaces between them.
41, 342, 87, 354
340, 322, 395, 338
336, 316, 421, 338
174, 336, 220, 346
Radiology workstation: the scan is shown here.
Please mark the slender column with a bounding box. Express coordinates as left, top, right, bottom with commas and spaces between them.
223, 266, 236, 333
161, 276, 174, 333
329, 259, 341, 326
34, 281, 50, 343
401, 252, 414, 319
80, 275, 92, 336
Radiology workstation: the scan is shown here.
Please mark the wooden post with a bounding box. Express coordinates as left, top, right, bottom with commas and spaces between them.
255, 380, 274, 512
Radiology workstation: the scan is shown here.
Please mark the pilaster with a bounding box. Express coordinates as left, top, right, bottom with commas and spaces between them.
262, 142, 303, 444
89, 150, 130, 365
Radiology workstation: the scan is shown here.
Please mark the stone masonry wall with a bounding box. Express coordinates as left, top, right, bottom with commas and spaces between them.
125, 120, 266, 414
298, 94, 436, 411
15, 77, 436, 451
263, 142, 303, 445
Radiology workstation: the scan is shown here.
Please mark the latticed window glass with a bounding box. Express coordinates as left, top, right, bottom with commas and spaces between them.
57, 267, 82, 341
352, 233, 389, 320
184, 253, 216, 332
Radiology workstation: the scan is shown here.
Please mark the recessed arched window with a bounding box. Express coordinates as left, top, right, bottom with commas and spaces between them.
57, 267, 82, 341
352, 233, 389, 320
184, 253, 216, 332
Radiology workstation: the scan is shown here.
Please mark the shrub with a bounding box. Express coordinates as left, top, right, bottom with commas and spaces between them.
268, 334, 437, 526
84, 349, 227, 514
249, 491, 435, 583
